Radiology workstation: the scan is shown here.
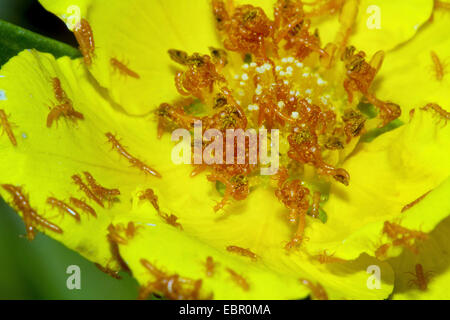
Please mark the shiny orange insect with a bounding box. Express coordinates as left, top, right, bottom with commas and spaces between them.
313, 250, 346, 264
74, 19, 95, 66
226, 245, 258, 260
107, 223, 129, 245
406, 264, 433, 291
46, 197, 81, 222
83, 171, 120, 206
2, 184, 63, 240
422, 103, 450, 123
139, 259, 207, 300
71, 174, 104, 208
94, 263, 122, 280
205, 256, 216, 277
105, 132, 162, 178
300, 278, 328, 300
110, 58, 140, 79
69, 197, 97, 218
46, 103, 84, 128
401, 190, 432, 213
107, 222, 140, 245
0, 109, 17, 146
430, 51, 445, 81
139, 188, 160, 212
52, 77, 69, 103
47, 77, 84, 128
160, 212, 183, 230
226, 268, 250, 291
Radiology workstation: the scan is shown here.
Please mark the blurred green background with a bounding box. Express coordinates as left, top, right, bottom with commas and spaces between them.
0, 0, 139, 299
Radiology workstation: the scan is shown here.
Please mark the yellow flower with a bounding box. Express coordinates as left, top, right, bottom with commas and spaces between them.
0, 0, 449, 300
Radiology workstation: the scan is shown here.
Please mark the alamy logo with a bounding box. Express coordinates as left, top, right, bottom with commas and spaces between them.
366, 265, 381, 290
171, 121, 280, 175
66, 265, 81, 290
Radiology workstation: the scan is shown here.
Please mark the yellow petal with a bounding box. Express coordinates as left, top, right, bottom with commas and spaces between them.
389, 216, 450, 299
314, 0, 433, 56
376, 10, 450, 120
0, 49, 170, 269
39, 0, 222, 115
114, 187, 394, 299
305, 109, 450, 260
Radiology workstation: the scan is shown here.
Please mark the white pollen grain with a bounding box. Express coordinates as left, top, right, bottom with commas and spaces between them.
242, 64, 249, 69
305, 89, 312, 94
317, 78, 327, 85
302, 72, 309, 77
287, 57, 294, 63
241, 73, 249, 81
291, 112, 299, 119
256, 67, 265, 74
278, 101, 285, 109
0, 90, 6, 101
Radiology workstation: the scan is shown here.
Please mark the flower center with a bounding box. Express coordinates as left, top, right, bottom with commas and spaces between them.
156, 0, 401, 250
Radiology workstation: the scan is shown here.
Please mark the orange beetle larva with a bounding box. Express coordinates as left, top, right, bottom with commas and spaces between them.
46, 103, 84, 128
226, 268, 250, 291
110, 58, 140, 79
69, 197, 97, 218
313, 250, 346, 264
105, 132, 162, 178
0, 109, 17, 146
300, 278, 328, 300
74, 19, 95, 66
401, 190, 432, 213
139, 258, 206, 300
94, 263, 122, 280
422, 103, 450, 123
52, 77, 69, 103
2, 184, 63, 240
205, 256, 216, 277
107, 223, 129, 245
226, 245, 258, 261
139, 188, 160, 212
71, 174, 104, 208
83, 171, 120, 206
160, 211, 183, 230
407, 263, 433, 291
46, 197, 81, 222
430, 51, 445, 81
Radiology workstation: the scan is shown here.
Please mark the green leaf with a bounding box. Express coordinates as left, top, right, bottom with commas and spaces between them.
0, 19, 80, 67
